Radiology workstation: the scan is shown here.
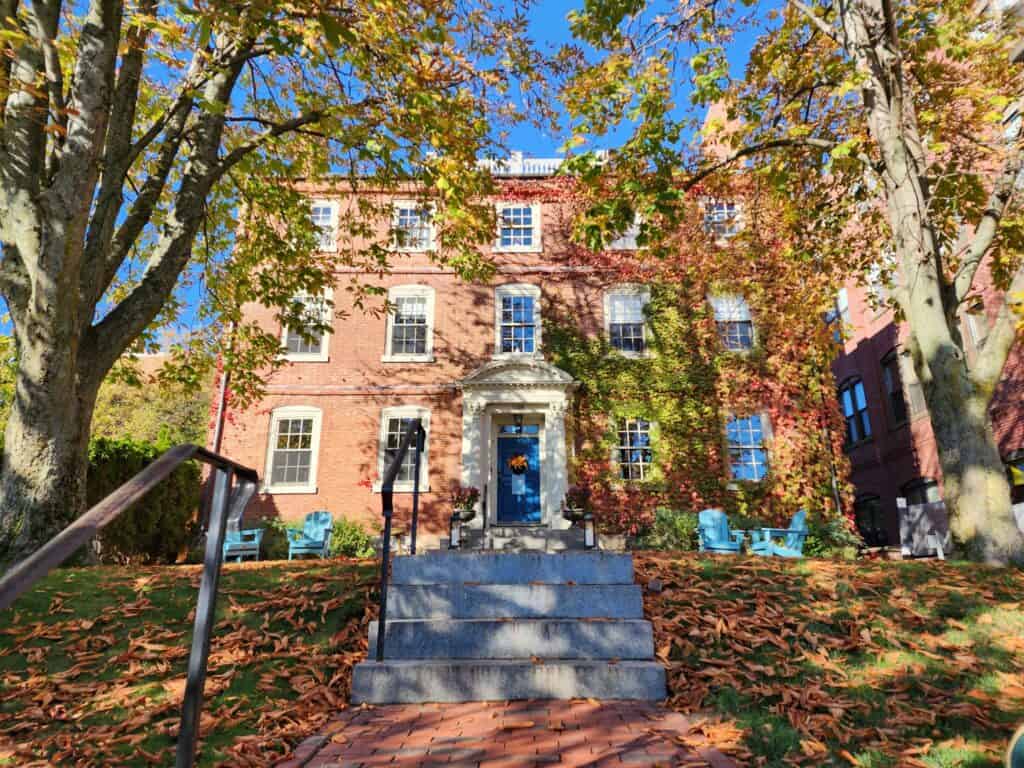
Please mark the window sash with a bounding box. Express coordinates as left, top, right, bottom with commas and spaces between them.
285, 295, 326, 355
384, 417, 423, 484
717, 320, 754, 351
500, 295, 536, 353
610, 322, 645, 352
840, 380, 871, 445
394, 206, 432, 250
703, 201, 739, 237
311, 204, 336, 251
270, 417, 315, 486
617, 419, 653, 480
390, 296, 428, 355
882, 358, 908, 424
727, 415, 768, 481
498, 206, 535, 248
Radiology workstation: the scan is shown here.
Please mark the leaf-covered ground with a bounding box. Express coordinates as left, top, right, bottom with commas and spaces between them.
2, 555, 1022, 767
0, 560, 376, 766
635, 553, 1024, 767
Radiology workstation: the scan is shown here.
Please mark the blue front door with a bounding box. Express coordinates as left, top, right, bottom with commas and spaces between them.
497, 437, 542, 523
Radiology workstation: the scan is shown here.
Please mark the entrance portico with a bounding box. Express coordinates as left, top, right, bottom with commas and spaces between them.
459, 358, 577, 534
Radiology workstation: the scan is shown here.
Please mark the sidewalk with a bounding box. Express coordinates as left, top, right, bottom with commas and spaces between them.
278, 700, 737, 768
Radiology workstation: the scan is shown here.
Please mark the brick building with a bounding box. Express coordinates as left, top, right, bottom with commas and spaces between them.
218, 156, 841, 540
831, 270, 1024, 547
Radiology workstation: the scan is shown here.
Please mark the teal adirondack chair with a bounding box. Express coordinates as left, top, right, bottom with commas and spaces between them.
287, 511, 333, 560
222, 512, 264, 562
697, 508, 745, 553
751, 509, 809, 558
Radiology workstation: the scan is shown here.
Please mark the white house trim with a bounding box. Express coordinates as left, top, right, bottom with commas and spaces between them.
459, 358, 577, 530
493, 283, 543, 360
281, 287, 333, 363
494, 202, 543, 253
603, 284, 651, 358
382, 284, 436, 363
263, 405, 323, 494
390, 200, 436, 252
374, 405, 431, 493
311, 199, 338, 253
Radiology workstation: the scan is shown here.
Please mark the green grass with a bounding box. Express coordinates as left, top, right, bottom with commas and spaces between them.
637, 553, 1024, 767
0, 559, 375, 766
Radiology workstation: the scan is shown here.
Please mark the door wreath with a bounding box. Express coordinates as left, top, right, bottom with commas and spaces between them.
508, 454, 529, 475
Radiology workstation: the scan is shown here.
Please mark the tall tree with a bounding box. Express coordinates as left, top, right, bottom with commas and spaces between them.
562, 0, 1024, 563
0, 0, 540, 565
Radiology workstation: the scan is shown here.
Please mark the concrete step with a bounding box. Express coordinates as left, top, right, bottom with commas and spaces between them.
391, 551, 634, 585
351, 659, 667, 703
387, 583, 644, 619
369, 619, 654, 660
439, 528, 587, 552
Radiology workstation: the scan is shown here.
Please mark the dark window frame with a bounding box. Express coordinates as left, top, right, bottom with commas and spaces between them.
838, 376, 872, 448
881, 349, 909, 427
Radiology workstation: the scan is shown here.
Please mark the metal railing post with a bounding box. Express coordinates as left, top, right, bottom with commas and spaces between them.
409, 423, 423, 555
176, 466, 233, 768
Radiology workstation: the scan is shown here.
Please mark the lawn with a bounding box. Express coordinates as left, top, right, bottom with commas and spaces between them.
635, 553, 1024, 767
0, 559, 376, 767
1, 555, 1021, 767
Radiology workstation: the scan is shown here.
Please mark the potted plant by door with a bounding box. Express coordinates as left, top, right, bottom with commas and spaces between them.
450, 485, 480, 523
561, 484, 592, 524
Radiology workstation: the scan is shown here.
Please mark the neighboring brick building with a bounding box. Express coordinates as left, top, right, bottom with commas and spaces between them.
217, 155, 842, 540
831, 270, 1024, 547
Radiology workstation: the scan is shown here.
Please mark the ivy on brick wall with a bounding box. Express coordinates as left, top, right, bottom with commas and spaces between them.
534, 180, 852, 535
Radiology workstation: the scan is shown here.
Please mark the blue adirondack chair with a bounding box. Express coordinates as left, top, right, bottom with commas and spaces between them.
751, 509, 809, 558
697, 508, 745, 553
222, 513, 264, 562
287, 511, 333, 560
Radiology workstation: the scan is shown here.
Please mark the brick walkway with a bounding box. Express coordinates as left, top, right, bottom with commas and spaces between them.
277, 701, 737, 768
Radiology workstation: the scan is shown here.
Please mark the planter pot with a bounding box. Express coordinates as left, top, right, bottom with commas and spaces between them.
562, 507, 586, 525
453, 506, 477, 523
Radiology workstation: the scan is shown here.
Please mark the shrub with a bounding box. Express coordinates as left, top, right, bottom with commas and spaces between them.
635, 508, 700, 551
804, 515, 863, 558
329, 517, 376, 558
260, 519, 292, 561
87, 437, 201, 564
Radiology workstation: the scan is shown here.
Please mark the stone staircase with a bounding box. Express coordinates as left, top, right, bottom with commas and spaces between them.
350, 551, 666, 704
449, 526, 586, 552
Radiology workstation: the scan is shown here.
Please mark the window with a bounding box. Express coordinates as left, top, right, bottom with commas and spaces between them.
383, 285, 435, 362
727, 414, 769, 481
375, 407, 430, 492
853, 494, 888, 547
703, 200, 740, 238
902, 477, 941, 506
616, 418, 653, 481
839, 378, 872, 447
709, 294, 754, 351
495, 284, 541, 356
310, 201, 337, 252
608, 218, 641, 250
264, 407, 321, 493
881, 350, 909, 426
826, 288, 851, 342
392, 202, 434, 251
495, 203, 541, 252
604, 287, 649, 354
282, 291, 331, 362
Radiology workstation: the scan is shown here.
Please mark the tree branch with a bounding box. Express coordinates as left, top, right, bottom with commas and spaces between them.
954, 146, 1023, 304
213, 111, 327, 178
789, 0, 840, 44
971, 263, 1024, 391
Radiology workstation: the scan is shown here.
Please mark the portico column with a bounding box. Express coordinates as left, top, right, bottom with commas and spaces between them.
461, 399, 487, 529
546, 399, 570, 530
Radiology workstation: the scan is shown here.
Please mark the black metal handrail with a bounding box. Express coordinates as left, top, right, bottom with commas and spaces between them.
0, 444, 259, 768
376, 418, 424, 662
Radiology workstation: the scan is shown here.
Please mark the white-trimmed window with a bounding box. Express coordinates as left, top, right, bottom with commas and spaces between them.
311, 200, 337, 252
264, 406, 322, 494
375, 406, 431, 492
608, 218, 641, 250
495, 283, 541, 356
392, 202, 435, 251
383, 285, 435, 363
604, 286, 650, 355
615, 418, 654, 481
709, 294, 754, 351
495, 202, 542, 252
282, 290, 332, 362
703, 200, 740, 239
726, 414, 769, 482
